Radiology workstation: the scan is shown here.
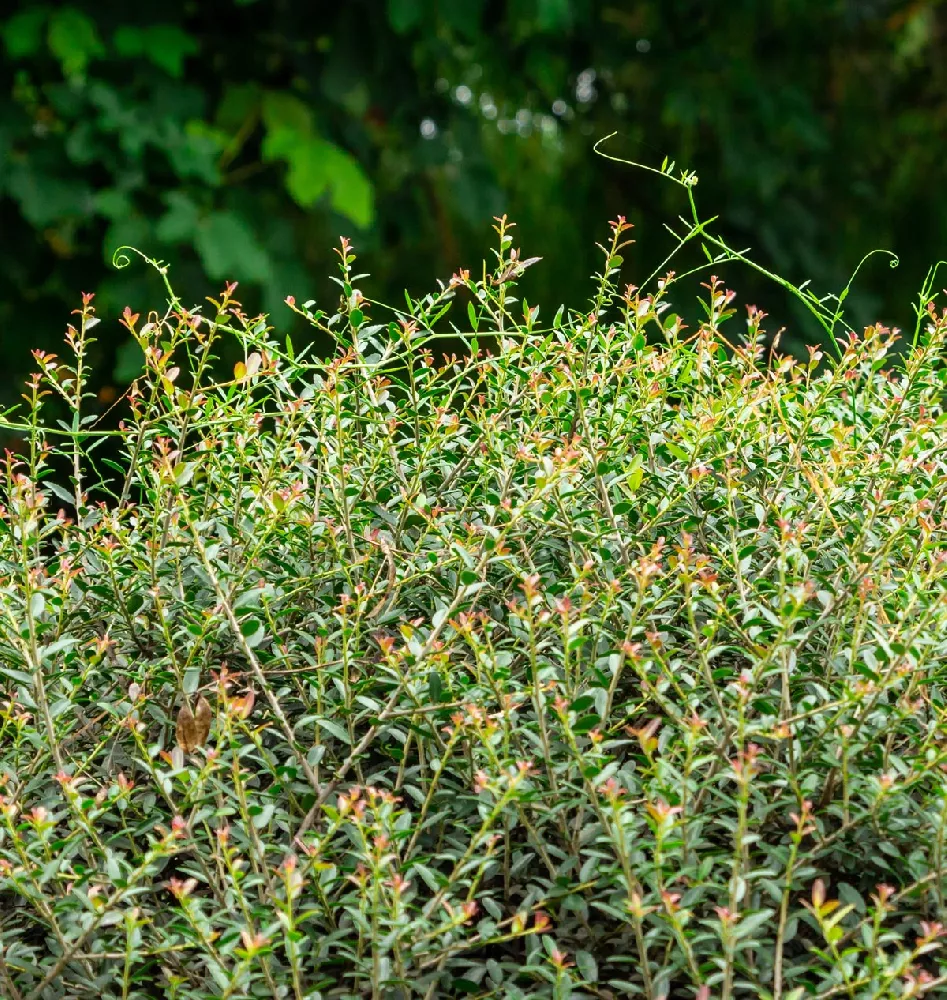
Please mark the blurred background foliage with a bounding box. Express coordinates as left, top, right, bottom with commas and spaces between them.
1, 0, 945, 402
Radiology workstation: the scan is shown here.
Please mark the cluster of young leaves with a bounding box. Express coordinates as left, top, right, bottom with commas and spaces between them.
1, 0, 945, 399
2, 215, 947, 998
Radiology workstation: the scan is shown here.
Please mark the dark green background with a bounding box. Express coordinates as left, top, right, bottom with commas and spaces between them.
1, 0, 945, 401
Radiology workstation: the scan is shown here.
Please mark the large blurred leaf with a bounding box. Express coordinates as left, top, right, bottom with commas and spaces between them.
6, 165, 93, 227
113, 24, 199, 78
195, 211, 272, 283
324, 144, 374, 228
261, 91, 314, 140
163, 122, 221, 184
282, 137, 332, 206
261, 91, 373, 227
217, 83, 261, 133
387, 0, 424, 34
156, 191, 200, 243
536, 0, 575, 32
47, 7, 104, 76
2, 7, 48, 58
93, 188, 134, 220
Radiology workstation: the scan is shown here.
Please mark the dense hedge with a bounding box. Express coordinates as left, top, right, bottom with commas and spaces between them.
2, 220, 947, 998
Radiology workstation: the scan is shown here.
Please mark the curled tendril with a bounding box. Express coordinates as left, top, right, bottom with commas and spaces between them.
827, 248, 900, 340
111, 245, 180, 310
841, 248, 900, 293
112, 245, 152, 270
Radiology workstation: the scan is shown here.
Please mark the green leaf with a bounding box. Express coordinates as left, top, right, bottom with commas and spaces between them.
216, 83, 262, 132
37, 637, 78, 662
387, 0, 423, 34
316, 718, 351, 745
165, 123, 222, 184
251, 803, 275, 828
536, 0, 573, 31
42, 482, 75, 506
734, 909, 776, 940
6, 165, 93, 228
261, 124, 303, 164
573, 713, 601, 734
575, 949, 598, 983
183, 667, 200, 695
3, 7, 48, 58
196, 211, 272, 284
156, 191, 200, 244
0, 667, 33, 685
47, 7, 104, 77
262, 91, 314, 142
282, 137, 333, 206
451, 980, 479, 995
113, 24, 199, 78
837, 883, 866, 914
93, 188, 134, 220
324, 143, 374, 227
276, 137, 374, 227
173, 462, 197, 486
259, 93, 374, 227
149, 25, 199, 77
112, 25, 143, 57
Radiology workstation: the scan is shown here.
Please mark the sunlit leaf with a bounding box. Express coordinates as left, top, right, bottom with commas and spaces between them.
47, 7, 105, 76
113, 24, 199, 77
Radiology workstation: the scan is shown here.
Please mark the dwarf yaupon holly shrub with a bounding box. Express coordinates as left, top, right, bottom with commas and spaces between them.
3, 215, 947, 1000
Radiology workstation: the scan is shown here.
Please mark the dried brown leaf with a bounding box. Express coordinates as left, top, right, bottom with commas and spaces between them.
194, 696, 212, 747
176, 702, 201, 753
